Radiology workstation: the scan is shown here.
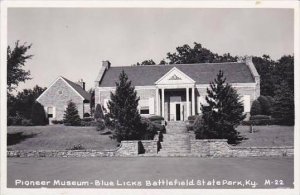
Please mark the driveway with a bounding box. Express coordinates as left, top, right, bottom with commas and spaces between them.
7, 157, 293, 189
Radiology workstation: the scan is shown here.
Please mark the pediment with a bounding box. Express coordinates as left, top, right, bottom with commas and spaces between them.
155, 67, 195, 85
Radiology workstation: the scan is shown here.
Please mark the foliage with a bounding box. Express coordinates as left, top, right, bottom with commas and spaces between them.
141, 118, 165, 139
250, 115, 271, 120
88, 89, 95, 116
7, 41, 33, 92
167, 42, 238, 64
96, 120, 106, 131
194, 70, 245, 144
272, 81, 294, 126
21, 119, 33, 126
257, 96, 273, 116
31, 101, 48, 125
107, 71, 146, 142
51, 120, 63, 124
250, 100, 262, 116
83, 113, 91, 117
68, 144, 85, 150
7, 85, 46, 118
7, 115, 24, 126
136, 59, 156, 66
63, 101, 81, 126
94, 104, 104, 120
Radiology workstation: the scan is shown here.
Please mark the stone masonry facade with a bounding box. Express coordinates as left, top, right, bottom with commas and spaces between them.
37, 78, 86, 120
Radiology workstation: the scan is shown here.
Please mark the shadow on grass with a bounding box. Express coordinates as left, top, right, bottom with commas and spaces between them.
7, 132, 38, 146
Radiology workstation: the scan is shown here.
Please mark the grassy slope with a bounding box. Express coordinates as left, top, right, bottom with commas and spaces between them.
236, 125, 294, 147
7, 125, 118, 151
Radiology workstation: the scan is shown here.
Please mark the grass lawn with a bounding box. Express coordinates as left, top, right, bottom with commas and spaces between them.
7, 125, 118, 151
235, 125, 294, 147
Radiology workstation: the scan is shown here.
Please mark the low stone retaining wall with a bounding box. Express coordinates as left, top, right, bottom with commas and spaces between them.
7, 139, 158, 158
7, 139, 293, 158
190, 139, 294, 157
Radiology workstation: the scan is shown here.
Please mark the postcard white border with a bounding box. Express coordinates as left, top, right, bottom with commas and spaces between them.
1, 1, 299, 195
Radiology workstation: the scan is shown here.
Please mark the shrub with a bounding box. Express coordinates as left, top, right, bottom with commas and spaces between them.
250, 100, 262, 116
257, 96, 272, 115
250, 115, 271, 120
68, 144, 85, 150
52, 120, 63, 124
96, 120, 106, 131
81, 117, 93, 122
21, 119, 33, 126
63, 101, 81, 126
141, 117, 165, 140
148, 115, 164, 122
7, 115, 23, 126
251, 119, 274, 126
31, 102, 48, 125
83, 113, 90, 117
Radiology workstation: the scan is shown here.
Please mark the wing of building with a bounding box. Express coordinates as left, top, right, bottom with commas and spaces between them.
36, 76, 91, 123
95, 58, 260, 121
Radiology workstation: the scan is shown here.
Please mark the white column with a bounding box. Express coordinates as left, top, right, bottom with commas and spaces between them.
162, 88, 165, 119
156, 88, 160, 115
186, 87, 190, 119
192, 86, 195, 115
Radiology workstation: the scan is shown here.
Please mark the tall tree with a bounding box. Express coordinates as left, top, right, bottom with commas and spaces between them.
195, 70, 245, 144
252, 55, 276, 96
273, 55, 294, 92
166, 42, 237, 64
8, 85, 46, 118
272, 81, 294, 126
7, 41, 33, 92
108, 70, 145, 142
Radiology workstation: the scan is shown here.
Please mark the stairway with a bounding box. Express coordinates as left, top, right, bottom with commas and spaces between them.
158, 121, 191, 156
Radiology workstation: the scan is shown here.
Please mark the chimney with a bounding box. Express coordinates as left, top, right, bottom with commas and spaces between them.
77, 79, 85, 90
102, 60, 111, 70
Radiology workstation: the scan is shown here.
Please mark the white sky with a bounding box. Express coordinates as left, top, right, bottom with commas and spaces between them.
8, 8, 294, 91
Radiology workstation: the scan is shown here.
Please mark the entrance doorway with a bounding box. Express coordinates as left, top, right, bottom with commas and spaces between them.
176, 103, 181, 121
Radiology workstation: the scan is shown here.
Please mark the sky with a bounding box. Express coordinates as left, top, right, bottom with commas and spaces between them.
8, 8, 294, 92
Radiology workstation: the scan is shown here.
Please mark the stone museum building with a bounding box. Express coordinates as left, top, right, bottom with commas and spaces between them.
95, 57, 260, 121
37, 76, 91, 122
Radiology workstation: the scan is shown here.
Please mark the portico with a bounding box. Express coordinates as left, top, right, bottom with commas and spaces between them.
155, 67, 196, 121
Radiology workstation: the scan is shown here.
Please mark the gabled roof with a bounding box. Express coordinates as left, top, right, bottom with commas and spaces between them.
37, 76, 91, 102
61, 77, 91, 101
99, 62, 255, 87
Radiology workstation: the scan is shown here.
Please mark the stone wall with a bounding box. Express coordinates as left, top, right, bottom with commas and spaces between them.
140, 140, 158, 154
190, 139, 294, 157
115, 141, 139, 156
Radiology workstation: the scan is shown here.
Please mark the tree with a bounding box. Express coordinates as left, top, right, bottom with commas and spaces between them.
273, 55, 294, 92
107, 70, 145, 142
136, 59, 156, 66
94, 104, 104, 121
63, 101, 81, 126
272, 81, 294, 126
252, 55, 276, 96
88, 89, 95, 117
31, 101, 48, 125
7, 41, 33, 92
8, 85, 46, 118
195, 70, 245, 144
166, 42, 237, 64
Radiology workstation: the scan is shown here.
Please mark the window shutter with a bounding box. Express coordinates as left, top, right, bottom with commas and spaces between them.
149, 98, 155, 114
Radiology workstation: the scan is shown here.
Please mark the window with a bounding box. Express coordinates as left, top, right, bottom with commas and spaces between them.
58, 90, 63, 95
47, 107, 54, 118
140, 107, 150, 114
